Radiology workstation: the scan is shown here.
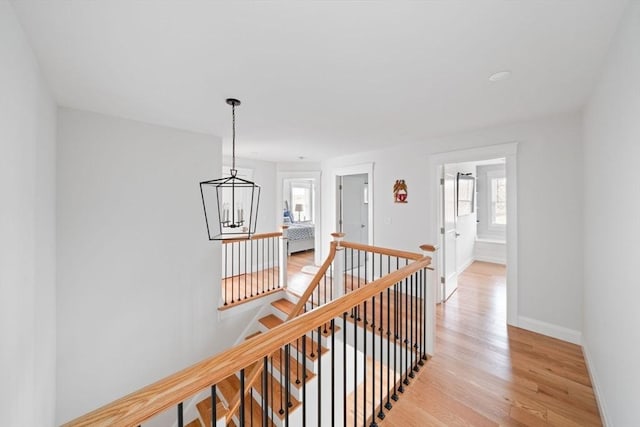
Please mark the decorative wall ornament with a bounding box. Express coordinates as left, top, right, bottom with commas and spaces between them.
393, 179, 408, 203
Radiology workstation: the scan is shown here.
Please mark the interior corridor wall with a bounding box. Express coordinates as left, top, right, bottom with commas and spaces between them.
582, 2, 640, 425
321, 112, 584, 338
56, 109, 259, 424
0, 3, 57, 425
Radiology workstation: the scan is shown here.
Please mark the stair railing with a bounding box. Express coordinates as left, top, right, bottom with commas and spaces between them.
223, 232, 341, 422
220, 228, 289, 308
63, 239, 435, 427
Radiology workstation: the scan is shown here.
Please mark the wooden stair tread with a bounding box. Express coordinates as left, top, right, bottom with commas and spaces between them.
196, 395, 227, 427
259, 315, 328, 361
258, 313, 284, 330
245, 330, 262, 340
253, 369, 301, 420
217, 373, 240, 404
271, 298, 296, 316
185, 419, 202, 427
270, 347, 315, 389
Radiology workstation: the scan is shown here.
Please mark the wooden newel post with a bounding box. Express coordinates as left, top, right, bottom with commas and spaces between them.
331, 232, 346, 299
279, 225, 289, 289
420, 244, 439, 356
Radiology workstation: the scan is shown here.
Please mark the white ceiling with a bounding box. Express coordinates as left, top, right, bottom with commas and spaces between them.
12, 0, 627, 162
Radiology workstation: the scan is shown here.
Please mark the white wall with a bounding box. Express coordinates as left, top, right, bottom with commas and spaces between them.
583, 2, 640, 425
56, 109, 260, 424
0, 3, 57, 426
321, 112, 584, 336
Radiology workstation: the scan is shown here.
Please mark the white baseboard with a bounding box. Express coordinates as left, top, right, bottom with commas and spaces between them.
582, 341, 610, 427
457, 257, 474, 274
517, 315, 582, 345
474, 254, 506, 265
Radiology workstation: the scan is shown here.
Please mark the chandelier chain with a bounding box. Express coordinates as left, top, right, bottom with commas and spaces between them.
231, 103, 236, 171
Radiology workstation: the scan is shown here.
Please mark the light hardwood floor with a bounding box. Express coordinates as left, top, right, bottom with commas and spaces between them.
380, 261, 602, 427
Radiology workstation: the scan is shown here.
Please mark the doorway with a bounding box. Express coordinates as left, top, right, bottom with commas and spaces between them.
277, 171, 322, 267
439, 159, 506, 302
430, 143, 518, 326
338, 173, 369, 244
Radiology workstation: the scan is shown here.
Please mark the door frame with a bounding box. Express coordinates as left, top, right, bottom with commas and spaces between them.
429, 143, 519, 326
332, 163, 374, 246
277, 170, 322, 266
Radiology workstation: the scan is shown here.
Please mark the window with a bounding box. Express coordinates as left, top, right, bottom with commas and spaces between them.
490, 176, 507, 225
290, 181, 313, 222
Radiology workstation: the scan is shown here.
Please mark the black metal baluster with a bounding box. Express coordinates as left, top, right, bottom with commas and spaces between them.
385, 255, 393, 409
422, 268, 428, 363
409, 273, 415, 378
251, 239, 254, 298
237, 242, 242, 300
378, 289, 385, 420
178, 402, 184, 427
232, 242, 236, 303
354, 299, 358, 427
263, 356, 269, 427
212, 387, 220, 427
415, 271, 420, 369
267, 237, 271, 292
331, 318, 336, 427
240, 368, 246, 427
370, 294, 377, 427
343, 312, 348, 427
396, 258, 404, 394
392, 282, 399, 402
363, 297, 368, 427
296, 337, 301, 385
224, 244, 228, 305
279, 349, 284, 416
350, 249, 355, 318
270, 355, 275, 423
262, 239, 266, 294
317, 326, 322, 427
244, 241, 248, 300
403, 271, 409, 387
285, 344, 291, 427
302, 334, 307, 427
272, 237, 276, 291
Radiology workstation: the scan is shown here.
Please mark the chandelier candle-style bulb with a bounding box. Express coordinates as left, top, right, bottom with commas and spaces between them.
199, 98, 261, 240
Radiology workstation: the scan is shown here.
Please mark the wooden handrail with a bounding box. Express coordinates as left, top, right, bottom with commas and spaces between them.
287, 241, 338, 320
340, 241, 423, 261
224, 240, 339, 420
63, 255, 431, 427
221, 231, 283, 244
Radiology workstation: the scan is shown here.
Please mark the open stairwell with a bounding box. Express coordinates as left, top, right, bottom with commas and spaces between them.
62, 236, 437, 427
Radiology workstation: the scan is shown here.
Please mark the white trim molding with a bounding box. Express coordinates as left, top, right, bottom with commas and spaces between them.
517, 316, 582, 345
582, 341, 610, 427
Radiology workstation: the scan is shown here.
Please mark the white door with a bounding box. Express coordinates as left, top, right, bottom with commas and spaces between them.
442, 168, 458, 301
339, 174, 368, 270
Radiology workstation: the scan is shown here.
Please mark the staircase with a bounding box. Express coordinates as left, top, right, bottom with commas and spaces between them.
187, 294, 332, 427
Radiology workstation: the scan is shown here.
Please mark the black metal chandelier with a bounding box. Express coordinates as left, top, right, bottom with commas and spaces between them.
200, 98, 260, 240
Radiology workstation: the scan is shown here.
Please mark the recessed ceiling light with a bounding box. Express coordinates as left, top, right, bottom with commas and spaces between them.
488, 70, 511, 82
298, 156, 305, 160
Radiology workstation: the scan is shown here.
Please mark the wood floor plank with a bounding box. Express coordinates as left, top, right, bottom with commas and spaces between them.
380, 261, 602, 427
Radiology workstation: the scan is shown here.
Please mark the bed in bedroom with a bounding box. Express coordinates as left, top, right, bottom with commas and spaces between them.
284, 221, 315, 255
